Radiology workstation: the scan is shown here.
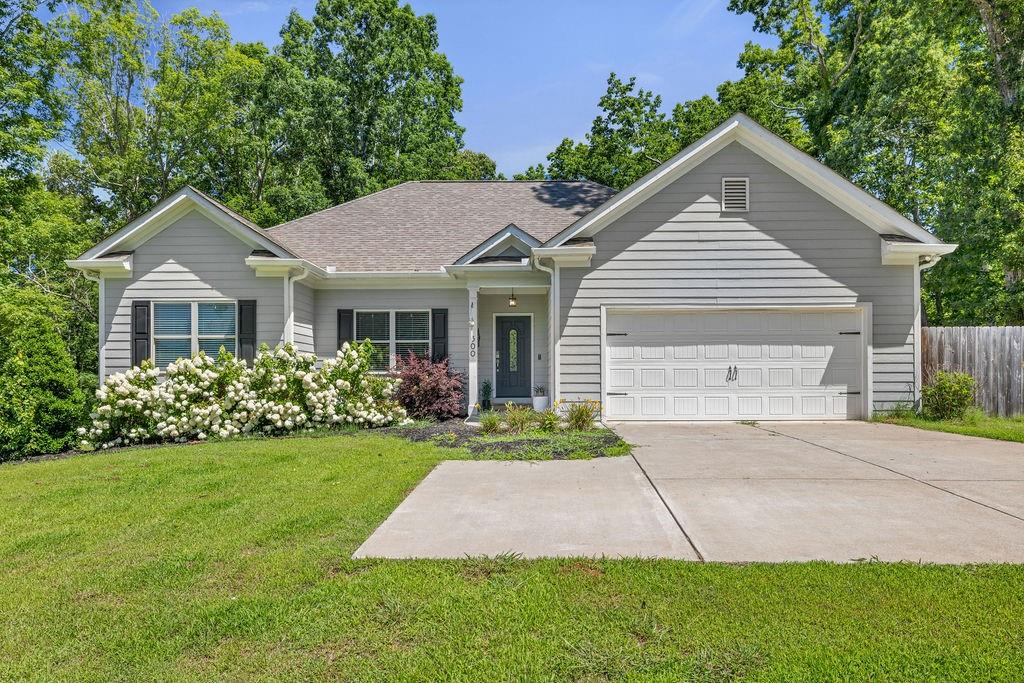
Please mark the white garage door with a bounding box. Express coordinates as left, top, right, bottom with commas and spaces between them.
604, 309, 864, 420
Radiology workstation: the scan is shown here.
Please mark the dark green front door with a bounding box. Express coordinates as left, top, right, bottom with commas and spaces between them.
496, 316, 531, 398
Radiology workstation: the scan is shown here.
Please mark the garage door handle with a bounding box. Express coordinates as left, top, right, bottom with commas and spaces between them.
606, 332, 628, 337
606, 392, 628, 396
839, 391, 861, 395
839, 331, 861, 335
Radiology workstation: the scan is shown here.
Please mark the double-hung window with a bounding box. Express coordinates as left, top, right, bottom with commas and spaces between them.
355, 310, 430, 371
153, 301, 237, 368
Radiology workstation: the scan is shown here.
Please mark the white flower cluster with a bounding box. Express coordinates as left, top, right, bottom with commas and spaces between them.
79, 341, 407, 450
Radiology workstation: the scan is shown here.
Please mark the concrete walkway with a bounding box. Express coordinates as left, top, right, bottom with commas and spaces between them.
355, 422, 1024, 563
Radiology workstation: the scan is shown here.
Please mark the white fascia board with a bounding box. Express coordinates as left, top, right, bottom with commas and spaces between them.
65, 254, 133, 277
79, 193, 192, 259
78, 187, 294, 260
881, 241, 958, 265
543, 113, 947, 248
454, 224, 541, 265
444, 263, 534, 275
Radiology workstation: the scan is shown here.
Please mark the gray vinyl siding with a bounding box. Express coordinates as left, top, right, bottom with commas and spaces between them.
558, 142, 916, 411
102, 209, 285, 376
293, 282, 315, 354
479, 293, 549, 399
312, 289, 469, 375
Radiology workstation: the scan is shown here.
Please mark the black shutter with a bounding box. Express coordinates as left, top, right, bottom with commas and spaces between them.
337, 309, 354, 349
431, 308, 448, 361
238, 300, 257, 363
131, 300, 151, 367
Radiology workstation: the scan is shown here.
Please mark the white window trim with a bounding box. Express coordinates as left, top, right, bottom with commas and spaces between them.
152, 300, 238, 366
354, 309, 431, 371
721, 176, 750, 212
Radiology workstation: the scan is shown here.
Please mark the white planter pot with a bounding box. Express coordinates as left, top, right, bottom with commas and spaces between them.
532, 396, 549, 411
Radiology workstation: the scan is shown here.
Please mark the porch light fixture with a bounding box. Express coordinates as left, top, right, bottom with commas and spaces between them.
508, 289, 518, 308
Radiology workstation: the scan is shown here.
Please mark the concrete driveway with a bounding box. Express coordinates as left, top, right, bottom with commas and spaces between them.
355, 422, 1024, 563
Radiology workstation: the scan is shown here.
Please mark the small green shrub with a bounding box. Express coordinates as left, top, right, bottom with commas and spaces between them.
504, 403, 535, 434
564, 399, 600, 431
535, 409, 560, 432
922, 371, 976, 420
479, 411, 502, 434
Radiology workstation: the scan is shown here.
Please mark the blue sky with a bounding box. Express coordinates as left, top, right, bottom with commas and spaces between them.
153, 0, 763, 175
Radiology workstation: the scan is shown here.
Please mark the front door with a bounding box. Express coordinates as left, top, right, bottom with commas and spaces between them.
495, 316, 531, 398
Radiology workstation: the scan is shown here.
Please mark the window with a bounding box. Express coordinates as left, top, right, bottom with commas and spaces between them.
721, 177, 750, 212
153, 301, 236, 368
355, 310, 430, 371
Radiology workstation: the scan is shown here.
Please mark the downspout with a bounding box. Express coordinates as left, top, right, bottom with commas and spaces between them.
284, 268, 312, 347
533, 255, 558, 404
82, 271, 104, 380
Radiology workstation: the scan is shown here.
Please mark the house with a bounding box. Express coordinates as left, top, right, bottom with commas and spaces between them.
68, 114, 956, 421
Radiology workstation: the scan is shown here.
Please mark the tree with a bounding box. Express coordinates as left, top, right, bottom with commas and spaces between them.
513, 163, 546, 181
61, 1, 239, 220
197, 41, 329, 226
729, 0, 1024, 324
545, 72, 807, 190
277, 0, 474, 204
0, 0, 64, 197
0, 181, 102, 372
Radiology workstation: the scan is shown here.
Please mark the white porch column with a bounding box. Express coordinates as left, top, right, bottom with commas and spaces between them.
467, 285, 480, 409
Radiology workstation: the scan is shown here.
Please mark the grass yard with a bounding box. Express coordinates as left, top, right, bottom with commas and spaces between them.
2, 433, 1023, 681
874, 413, 1024, 443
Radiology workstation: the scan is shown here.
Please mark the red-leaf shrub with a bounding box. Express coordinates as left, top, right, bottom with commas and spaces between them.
392, 353, 464, 419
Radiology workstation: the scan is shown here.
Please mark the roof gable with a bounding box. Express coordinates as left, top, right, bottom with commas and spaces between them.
543, 114, 945, 248
454, 223, 539, 265
78, 186, 295, 260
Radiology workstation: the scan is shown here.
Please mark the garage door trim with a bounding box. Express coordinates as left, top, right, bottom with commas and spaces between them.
599, 303, 874, 420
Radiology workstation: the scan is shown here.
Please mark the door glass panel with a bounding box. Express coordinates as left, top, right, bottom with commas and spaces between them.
508, 329, 518, 372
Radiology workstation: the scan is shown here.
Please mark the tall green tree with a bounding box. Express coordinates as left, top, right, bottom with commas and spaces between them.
730, 0, 1024, 324
0, 0, 64, 197
545, 72, 807, 190
277, 0, 474, 203
62, 1, 238, 220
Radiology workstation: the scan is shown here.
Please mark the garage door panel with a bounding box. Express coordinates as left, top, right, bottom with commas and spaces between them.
640, 368, 666, 388
609, 368, 635, 389
605, 309, 863, 421
674, 396, 699, 416
736, 368, 762, 388
673, 368, 698, 388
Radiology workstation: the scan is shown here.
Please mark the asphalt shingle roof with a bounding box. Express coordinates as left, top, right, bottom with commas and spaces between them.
267, 181, 616, 272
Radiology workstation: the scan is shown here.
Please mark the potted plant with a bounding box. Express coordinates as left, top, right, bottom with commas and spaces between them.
532, 385, 549, 411
481, 379, 492, 410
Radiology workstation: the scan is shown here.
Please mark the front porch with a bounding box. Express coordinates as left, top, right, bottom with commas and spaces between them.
466, 286, 551, 410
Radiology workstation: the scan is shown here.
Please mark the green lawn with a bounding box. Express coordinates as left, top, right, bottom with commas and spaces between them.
2, 434, 1023, 681
874, 413, 1024, 443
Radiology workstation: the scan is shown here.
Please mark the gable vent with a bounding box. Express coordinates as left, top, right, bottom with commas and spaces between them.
722, 177, 749, 212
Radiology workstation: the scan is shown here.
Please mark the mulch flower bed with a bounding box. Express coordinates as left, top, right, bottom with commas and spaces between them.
381, 419, 627, 459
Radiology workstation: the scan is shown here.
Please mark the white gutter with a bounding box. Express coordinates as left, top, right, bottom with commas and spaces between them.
880, 241, 958, 266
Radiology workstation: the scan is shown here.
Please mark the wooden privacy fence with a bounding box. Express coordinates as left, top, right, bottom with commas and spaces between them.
922, 326, 1024, 417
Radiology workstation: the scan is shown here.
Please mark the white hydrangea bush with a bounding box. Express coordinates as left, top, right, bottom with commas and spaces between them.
79, 341, 407, 450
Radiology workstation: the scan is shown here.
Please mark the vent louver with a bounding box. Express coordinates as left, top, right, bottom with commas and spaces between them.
722, 177, 749, 212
